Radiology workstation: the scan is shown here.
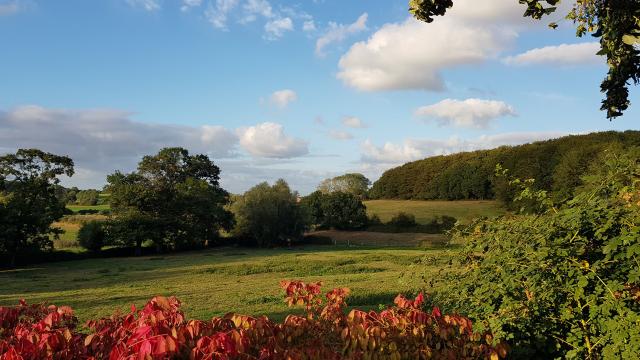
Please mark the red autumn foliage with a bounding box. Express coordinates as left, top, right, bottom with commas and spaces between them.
0, 281, 506, 359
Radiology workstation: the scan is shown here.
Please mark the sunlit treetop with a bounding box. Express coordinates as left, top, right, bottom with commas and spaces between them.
409, 0, 640, 119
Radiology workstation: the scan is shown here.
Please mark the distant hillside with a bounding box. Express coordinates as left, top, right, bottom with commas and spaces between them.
369, 131, 640, 203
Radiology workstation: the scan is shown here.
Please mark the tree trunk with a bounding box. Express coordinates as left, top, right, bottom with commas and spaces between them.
135, 240, 142, 256
9, 252, 16, 268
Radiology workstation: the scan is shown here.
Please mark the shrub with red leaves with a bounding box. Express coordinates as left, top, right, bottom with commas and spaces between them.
0, 281, 506, 359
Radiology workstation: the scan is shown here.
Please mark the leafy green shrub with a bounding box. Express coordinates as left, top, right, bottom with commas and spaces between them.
77, 220, 106, 252
301, 191, 368, 230
388, 212, 417, 228
428, 152, 640, 358
231, 179, 309, 247
367, 214, 383, 226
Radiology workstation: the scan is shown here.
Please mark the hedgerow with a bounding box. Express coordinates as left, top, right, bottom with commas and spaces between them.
0, 281, 503, 359
428, 151, 640, 359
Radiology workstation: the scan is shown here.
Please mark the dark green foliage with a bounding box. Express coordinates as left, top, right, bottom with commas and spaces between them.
77, 220, 105, 252
428, 151, 640, 358
409, 0, 640, 119
370, 131, 640, 204
301, 191, 368, 230
231, 179, 309, 247
369, 214, 457, 234
54, 185, 79, 205
0, 149, 74, 267
320, 192, 368, 230
106, 148, 233, 254
388, 212, 417, 228
76, 189, 99, 206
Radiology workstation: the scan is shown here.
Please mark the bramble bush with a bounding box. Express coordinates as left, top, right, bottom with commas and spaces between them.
0, 281, 504, 359
428, 151, 640, 359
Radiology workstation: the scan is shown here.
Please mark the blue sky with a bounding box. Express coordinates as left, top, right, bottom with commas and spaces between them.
0, 0, 638, 194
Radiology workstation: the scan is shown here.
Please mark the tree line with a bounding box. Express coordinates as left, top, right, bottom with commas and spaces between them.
0, 147, 375, 267
370, 131, 640, 204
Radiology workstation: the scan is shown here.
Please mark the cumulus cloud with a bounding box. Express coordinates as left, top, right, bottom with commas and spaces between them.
126, 0, 161, 12
180, 0, 202, 12
237, 122, 308, 158
0, 105, 317, 190
0, 105, 239, 187
205, 0, 239, 29
241, 0, 273, 23
316, 13, 368, 57
415, 98, 516, 129
328, 130, 353, 140
360, 131, 568, 168
503, 42, 602, 66
337, 0, 526, 91
264, 17, 293, 40
342, 116, 366, 129
269, 89, 297, 108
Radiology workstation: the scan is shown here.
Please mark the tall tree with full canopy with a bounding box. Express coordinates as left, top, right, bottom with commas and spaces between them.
0, 149, 74, 267
409, 0, 640, 119
106, 147, 233, 254
317, 173, 371, 199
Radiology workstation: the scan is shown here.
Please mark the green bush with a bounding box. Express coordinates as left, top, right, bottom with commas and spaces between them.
301, 191, 368, 230
427, 151, 640, 358
231, 179, 309, 247
76, 189, 99, 206
77, 220, 106, 252
367, 214, 383, 226
388, 212, 417, 228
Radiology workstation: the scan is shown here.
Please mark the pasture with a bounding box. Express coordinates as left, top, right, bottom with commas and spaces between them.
364, 199, 504, 224
0, 245, 455, 322
66, 204, 111, 213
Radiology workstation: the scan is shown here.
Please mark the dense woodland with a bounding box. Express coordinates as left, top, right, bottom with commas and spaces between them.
370, 131, 640, 203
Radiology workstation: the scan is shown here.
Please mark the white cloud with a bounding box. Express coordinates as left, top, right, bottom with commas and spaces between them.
328, 130, 353, 140
342, 116, 366, 129
238, 122, 308, 158
303, 20, 316, 32
180, 0, 202, 12
0, 105, 240, 189
503, 42, 602, 66
205, 0, 239, 29
126, 0, 161, 12
360, 131, 568, 168
264, 17, 293, 40
269, 89, 297, 108
241, 0, 273, 23
415, 98, 516, 129
337, 0, 526, 91
0, 105, 317, 190
361, 139, 423, 165
316, 13, 368, 57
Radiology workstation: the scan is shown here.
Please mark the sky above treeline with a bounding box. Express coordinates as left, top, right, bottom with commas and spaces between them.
0, 0, 638, 194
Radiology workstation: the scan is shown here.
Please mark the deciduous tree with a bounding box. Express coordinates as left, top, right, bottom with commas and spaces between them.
106, 148, 232, 254
0, 149, 74, 267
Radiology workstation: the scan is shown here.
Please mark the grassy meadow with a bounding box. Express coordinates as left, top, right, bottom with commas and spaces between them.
364, 199, 504, 224
21, 199, 499, 322
66, 204, 111, 213
0, 245, 455, 322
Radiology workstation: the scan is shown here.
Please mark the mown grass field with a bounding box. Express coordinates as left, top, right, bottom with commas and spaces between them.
364, 200, 504, 224
66, 204, 111, 213
0, 246, 456, 322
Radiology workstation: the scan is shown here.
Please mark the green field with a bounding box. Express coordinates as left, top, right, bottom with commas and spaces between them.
364, 200, 505, 224
0, 246, 453, 322
66, 204, 111, 213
